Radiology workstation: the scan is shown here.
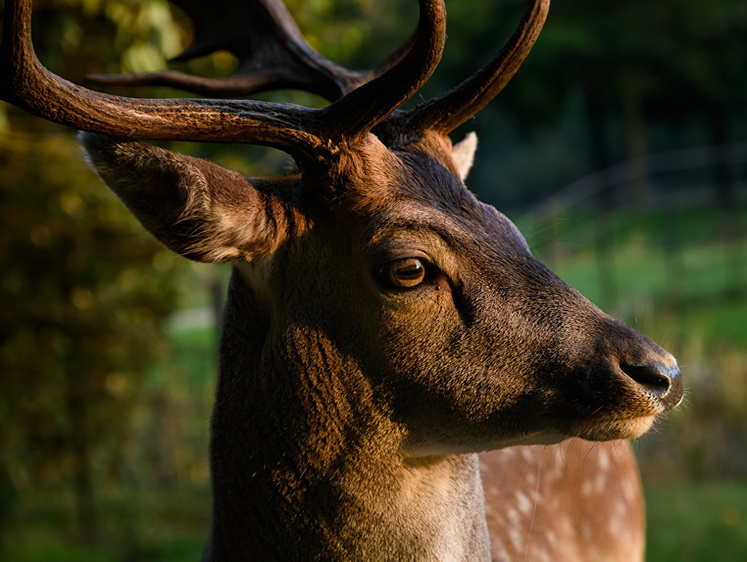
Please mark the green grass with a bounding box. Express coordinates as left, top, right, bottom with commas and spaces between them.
3, 481, 746, 560
646, 481, 747, 561
146, 325, 218, 392
0, 487, 210, 562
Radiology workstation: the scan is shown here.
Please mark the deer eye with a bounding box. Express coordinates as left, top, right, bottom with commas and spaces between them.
386, 258, 427, 289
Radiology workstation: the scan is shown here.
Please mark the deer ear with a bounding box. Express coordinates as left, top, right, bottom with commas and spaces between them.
451, 132, 478, 181
80, 133, 304, 263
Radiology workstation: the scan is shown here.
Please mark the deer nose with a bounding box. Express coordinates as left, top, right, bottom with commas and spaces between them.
621, 360, 683, 411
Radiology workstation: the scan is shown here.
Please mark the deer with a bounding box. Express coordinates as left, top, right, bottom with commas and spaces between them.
1, 0, 683, 559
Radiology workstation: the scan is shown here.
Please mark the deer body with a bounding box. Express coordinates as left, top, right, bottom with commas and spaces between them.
2, 0, 683, 559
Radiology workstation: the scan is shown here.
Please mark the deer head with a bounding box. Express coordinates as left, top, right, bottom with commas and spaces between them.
1, 0, 682, 559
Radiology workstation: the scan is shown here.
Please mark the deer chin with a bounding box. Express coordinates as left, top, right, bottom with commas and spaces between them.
554, 415, 658, 442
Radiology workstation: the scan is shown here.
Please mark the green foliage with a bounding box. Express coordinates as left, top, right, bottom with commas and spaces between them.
522, 204, 747, 325
0, 125, 183, 506
0, 486, 209, 561
502, 0, 747, 126
646, 482, 747, 561
284, 0, 373, 64
0, 0, 187, 539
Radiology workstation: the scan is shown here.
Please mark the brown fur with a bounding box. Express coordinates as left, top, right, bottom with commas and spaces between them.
82, 127, 681, 561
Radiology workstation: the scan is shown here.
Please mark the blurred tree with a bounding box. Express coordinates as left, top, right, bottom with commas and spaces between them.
0, 0, 185, 540
0, 128, 182, 537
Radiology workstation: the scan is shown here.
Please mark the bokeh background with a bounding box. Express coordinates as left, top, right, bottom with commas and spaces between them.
1, 0, 745, 559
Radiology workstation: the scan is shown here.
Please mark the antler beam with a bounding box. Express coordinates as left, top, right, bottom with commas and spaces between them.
0, 0, 326, 155
0, 0, 445, 155
319, 0, 445, 140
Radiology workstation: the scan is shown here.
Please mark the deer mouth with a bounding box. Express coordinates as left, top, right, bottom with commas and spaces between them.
545, 410, 660, 442
570, 416, 660, 442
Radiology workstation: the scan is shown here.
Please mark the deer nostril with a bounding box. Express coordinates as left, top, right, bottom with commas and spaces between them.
623, 364, 670, 391
621, 362, 683, 411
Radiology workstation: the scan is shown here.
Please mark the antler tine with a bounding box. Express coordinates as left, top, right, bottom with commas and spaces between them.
87, 0, 415, 102
0, 0, 328, 156
320, 0, 446, 141
402, 0, 550, 135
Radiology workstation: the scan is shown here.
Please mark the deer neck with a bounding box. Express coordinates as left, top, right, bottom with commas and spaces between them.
206, 271, 491, 560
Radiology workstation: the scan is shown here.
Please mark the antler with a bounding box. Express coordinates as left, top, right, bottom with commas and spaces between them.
398, 0, 550, 136
1, 0, 547, 154
155, 0, 549, 139
87, 0, 415, 102
0, 0, 444, 155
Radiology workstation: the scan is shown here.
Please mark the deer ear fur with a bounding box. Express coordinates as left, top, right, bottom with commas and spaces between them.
79, 133, 305, 263
451, 132, 478, 181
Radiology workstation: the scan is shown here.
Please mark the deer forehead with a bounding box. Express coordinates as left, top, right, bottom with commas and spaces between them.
228, 140, 529, 305
316, 132, 459, 205
358, 198, 531, 269
232, 200, 532, 322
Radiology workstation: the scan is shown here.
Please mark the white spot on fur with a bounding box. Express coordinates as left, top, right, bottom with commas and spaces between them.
506, 507, 521, 526
508, 526, 523, 552
515, 491, 533, 516
598, 448, 610, 470
608, 512, 621, 536
622, 473, 639, 504
582, 480, 593, 497
545, 530, 558, 549
595, 471, 606, 493
581, 521, 592, 540
615, 500, 627, 518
